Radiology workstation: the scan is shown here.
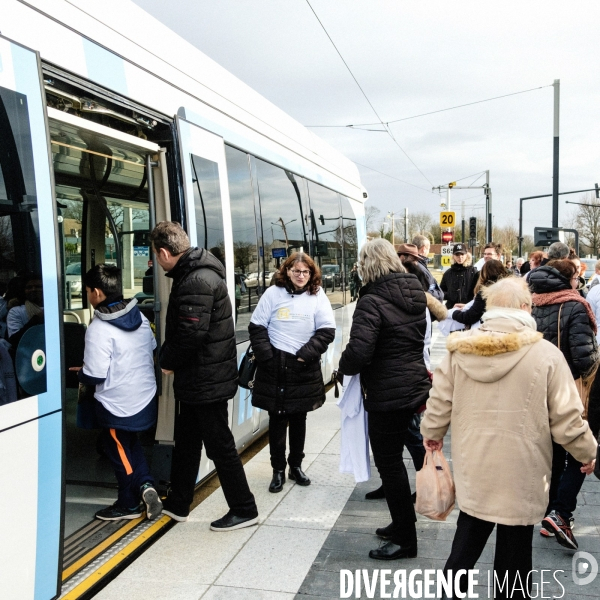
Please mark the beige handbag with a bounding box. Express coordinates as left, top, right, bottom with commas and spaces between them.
557, 303, 598, 419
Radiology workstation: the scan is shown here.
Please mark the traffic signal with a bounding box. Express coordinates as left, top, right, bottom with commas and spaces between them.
469, 217, 477, 240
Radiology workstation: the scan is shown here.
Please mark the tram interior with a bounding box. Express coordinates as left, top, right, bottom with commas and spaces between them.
44, 78, 174, 537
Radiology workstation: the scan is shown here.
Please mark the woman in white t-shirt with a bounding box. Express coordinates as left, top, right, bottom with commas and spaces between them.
249, 253, 336, 493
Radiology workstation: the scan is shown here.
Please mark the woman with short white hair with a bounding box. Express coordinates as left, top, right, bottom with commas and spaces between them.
422, 276, 597, 599
339, 239, 431, 561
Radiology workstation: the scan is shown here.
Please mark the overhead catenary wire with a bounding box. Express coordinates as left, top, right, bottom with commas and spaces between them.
305, 85, 553, 128
304, 0, 435, 189
353, 161, 433, 193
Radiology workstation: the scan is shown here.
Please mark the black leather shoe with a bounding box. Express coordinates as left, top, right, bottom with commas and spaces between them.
375, 522, 394, 539
365, 485, 385, 500
210, 511, 258, 531
269, 470, 285, 493
369, 541, 417, 561
288, 466, 311, 486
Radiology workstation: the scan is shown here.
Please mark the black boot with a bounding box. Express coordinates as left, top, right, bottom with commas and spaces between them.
365, 485, 385, 500
269, 470, 285, 493
288, 466, 311, 486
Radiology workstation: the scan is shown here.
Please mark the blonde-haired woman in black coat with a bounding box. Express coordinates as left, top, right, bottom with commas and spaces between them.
339, 238, 431, 561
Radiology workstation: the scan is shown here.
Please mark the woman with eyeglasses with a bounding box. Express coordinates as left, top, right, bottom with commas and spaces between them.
249, 252, 336, 493
529, 258, 599, 550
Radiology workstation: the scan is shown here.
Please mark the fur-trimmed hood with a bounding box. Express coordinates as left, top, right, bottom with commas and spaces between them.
426, 292, 448, 321
447, 317, 543, 383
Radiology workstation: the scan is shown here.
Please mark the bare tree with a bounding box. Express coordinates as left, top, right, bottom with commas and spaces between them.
574, 193, 600, 256
409, 211, 433, 239
365, 205, 381, 235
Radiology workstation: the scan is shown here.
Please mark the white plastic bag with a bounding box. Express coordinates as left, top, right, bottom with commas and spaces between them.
415, 448, 455, 521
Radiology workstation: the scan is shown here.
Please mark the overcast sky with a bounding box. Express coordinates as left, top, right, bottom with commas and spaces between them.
133, 0, 600, 239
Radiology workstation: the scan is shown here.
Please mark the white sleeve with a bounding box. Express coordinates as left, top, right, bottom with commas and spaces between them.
315, 288, 336, 330
82, 322, 112, 379
7, 306, 27, 337
250, 287, 274, 328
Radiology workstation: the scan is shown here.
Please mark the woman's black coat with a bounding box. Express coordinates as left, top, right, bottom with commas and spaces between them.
248, 290, 335, 414
338, 272, 431, 413
529, 266, 599, 379
451, 292, 486, 326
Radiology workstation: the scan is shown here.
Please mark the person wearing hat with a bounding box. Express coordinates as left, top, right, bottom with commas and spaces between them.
440, 243, 479, 309
397, 243, 443, 303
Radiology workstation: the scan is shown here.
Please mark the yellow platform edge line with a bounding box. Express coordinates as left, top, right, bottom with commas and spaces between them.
62, 517, 144, 581
61, 515, 172, 600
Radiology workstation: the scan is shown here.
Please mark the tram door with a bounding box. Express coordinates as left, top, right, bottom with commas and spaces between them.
0, 37, 63, 599
176, 117, 254, 470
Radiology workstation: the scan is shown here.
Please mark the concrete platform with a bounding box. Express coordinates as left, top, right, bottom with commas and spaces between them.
95, 327, 600, 600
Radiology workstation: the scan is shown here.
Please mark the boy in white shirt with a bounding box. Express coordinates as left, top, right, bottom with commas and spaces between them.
70, 264, 161, 521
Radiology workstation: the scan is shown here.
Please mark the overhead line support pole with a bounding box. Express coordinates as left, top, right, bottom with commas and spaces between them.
552, 79, 560, 228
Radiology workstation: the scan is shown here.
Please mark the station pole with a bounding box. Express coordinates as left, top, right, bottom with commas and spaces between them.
552, 79, 560, 227
485, 170, 492, 243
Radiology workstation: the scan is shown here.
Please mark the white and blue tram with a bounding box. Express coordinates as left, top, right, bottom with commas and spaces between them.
0, 1, 366, 597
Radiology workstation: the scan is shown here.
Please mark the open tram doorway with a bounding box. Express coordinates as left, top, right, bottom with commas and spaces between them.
47, 108, 166, 538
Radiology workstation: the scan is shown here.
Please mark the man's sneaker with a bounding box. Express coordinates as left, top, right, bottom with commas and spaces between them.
95, 502, 143, 521
540, 516, 574, 538
539, 525, 554, 537
210, 511, 258, 532
541, 511, 578, 550
140, 483, 163, 520
162, 499, 189, 522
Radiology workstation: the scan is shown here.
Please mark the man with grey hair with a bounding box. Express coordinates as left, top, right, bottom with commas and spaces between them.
515, 257, 525, 276
409, 235, 443, 302
150, 221, 258, 530
547, 241, 570, 260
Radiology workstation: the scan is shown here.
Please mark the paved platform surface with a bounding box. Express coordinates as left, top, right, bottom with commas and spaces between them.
96, 327, 600, 600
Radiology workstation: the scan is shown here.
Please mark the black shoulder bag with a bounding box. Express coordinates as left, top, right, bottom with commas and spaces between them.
239, 345, 257, 390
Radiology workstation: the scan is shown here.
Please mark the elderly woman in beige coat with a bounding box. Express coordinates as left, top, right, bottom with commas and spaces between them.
421, 277, 597, 600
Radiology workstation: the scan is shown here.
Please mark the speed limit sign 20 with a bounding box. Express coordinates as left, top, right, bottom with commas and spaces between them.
440, 211, 456, 227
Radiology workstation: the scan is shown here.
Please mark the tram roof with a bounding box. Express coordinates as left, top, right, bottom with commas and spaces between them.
9, 0, 364, 200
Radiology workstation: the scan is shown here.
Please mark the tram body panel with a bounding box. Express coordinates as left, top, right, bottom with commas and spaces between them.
0, 36, 63, 600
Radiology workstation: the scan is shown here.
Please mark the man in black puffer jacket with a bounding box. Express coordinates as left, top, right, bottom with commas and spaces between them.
150, 221, 258, 530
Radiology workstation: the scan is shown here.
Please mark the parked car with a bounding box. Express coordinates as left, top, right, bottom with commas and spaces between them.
244, 272, 259, 288
581, 258, 597, 281
65, 262, 82, 296
321, 264, 341, 288
244, 271, 276, 288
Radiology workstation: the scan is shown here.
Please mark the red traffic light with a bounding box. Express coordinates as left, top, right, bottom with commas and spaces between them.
441, 231, 454, 243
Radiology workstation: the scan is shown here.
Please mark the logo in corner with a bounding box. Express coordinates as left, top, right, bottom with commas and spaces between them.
572, 551, 598, 586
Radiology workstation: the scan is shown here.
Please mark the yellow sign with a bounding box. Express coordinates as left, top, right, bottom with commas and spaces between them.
441, 255, 452, 267
440, 211, 456, 228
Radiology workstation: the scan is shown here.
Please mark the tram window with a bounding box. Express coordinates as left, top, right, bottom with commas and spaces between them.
225, 146, 259, 343
341, 196, 359, 304
0, 85, 46, 402
49, 117, 151, 314
190, 154, 225, 262
306, 182, 343, 306
254, 158, 307, 280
